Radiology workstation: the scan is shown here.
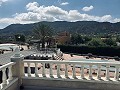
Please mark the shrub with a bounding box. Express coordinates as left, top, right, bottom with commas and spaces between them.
57, 45, 120, 57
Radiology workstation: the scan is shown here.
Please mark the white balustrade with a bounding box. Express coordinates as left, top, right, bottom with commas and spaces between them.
23, 60, 120, 82
0, 62, 15, 89
1, 58, 120, 90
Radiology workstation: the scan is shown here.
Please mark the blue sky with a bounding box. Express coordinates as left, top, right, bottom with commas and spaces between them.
0, 0, 120, 29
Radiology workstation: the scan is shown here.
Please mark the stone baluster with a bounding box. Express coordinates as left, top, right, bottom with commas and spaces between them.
42, 63, 46, 77
72, 64, 76, 78
35, 62, 39, 77
0, 84, 1, 90
81, 64, 84, 79
49, 63, 53, 77
97, 64, 101, 80
27, 62, 31, 77
114, 65, 119, 81
2, 68, 7, 87
106, 65, 110, 80
89, 64, 93, 80
8, 66, 13, 82
65, 64, 68, 78
57, 64, 61, 78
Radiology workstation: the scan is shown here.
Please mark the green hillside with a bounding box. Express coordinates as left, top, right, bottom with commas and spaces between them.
0, 21, 120, 35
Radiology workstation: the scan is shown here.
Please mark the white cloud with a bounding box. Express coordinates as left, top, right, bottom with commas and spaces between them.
0, 0, 8, 6
113, 18, 120, 23
0, 2, 120, 29
26, 2, 39, 11
82, 5, 94, 12
60, 2, 69, 6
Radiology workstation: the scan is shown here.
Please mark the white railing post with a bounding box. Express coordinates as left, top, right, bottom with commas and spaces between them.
42, 63, 46, 77
8, 66, 13, 82
97, 64, 101, 80
81, 64, 84, 79
106, 65, 110, 80
89, 64, 93, 80
2, 68, 7, 87
35, 62, 39, 77
49, 63, 53, 77
114, 65, 119, 81
11, 47, 24, 86
65, 64, 68, 78
72, 64, 76, 78
27, 62, 31, 77
57, 64, 61, 78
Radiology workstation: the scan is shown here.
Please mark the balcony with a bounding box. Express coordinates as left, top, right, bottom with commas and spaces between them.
0, 49, 120, 90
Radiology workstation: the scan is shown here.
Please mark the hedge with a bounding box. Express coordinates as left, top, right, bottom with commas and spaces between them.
57, 45, 120, 57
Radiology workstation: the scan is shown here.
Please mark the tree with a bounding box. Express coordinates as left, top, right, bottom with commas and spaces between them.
71, 34, 84, 45
88, 38, 105, 47
33, 24, 53, 49
83, 36, 92, 43
15, 34, 26, 42
103, 38, 116, 46
116, 36, 120, 42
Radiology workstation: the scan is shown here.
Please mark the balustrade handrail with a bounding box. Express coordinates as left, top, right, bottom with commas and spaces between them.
0, 62, 16, 71
23, 59, 120, 66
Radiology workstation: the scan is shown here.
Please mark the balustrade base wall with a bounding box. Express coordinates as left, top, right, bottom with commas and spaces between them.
22, 78, 120, 90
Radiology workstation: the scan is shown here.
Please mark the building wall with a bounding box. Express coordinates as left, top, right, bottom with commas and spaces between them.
56, 32, 71, 44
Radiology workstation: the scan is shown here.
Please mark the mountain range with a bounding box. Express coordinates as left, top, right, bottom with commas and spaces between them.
0, 21, 120, 35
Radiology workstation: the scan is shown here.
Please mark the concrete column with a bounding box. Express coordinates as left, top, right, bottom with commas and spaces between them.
11, 48, 24, 86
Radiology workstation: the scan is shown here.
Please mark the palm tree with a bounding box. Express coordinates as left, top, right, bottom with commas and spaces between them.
33, 23, 53, 49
